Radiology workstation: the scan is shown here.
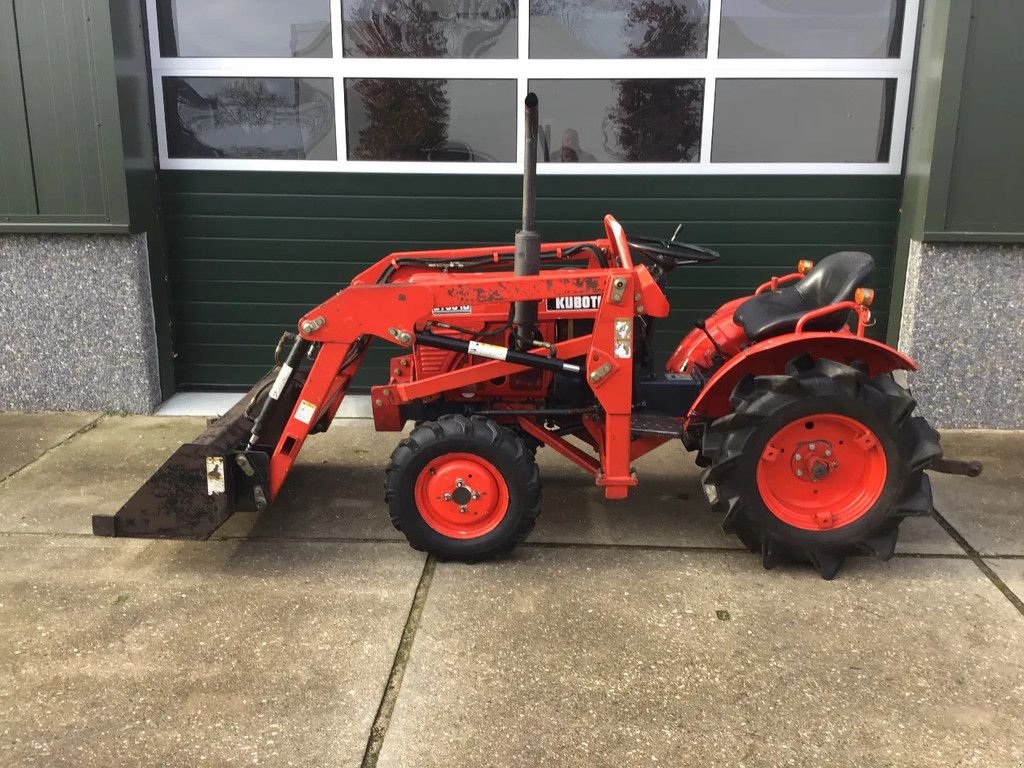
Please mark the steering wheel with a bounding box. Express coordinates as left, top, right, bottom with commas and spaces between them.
627, 236, 720, 271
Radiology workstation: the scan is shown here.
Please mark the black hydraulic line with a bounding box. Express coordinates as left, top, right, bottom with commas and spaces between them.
378, 244, 608, 286
248, 335, 310, 448
564, 243, 609, 268
414, 331, 581, 375
514, 92, 541, 351
469, 407, 596, 417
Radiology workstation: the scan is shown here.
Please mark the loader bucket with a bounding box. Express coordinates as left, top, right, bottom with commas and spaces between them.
92, 389, 260, 539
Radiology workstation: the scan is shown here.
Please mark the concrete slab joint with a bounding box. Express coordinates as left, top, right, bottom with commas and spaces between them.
0, 233, 162, 413
1, 414, 1023, 766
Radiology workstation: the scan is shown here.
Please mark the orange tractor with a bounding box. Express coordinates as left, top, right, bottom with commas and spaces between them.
96, 96, 979, 579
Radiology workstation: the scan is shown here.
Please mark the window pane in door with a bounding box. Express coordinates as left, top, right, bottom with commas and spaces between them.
528, 79, 703, 162
156, 0, 331, 57
711, 79, 896, 162
530, 0, 709, 58
163, 78, 337, 159
342, 1, 518, 58
344, 79, 516, 161
719, 0, 904, 58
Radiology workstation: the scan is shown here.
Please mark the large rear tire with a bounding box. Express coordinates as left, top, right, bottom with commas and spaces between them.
701, 355, 940, 579
386, 415, 541, 561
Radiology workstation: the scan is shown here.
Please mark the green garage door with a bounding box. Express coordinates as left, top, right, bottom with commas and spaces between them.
160, 172, 900, 390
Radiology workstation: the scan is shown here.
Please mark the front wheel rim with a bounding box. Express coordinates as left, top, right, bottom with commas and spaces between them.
755, 413, 887, 531
414, 453, 510, 539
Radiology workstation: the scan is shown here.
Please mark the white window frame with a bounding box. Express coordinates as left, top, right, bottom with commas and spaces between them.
146, 0, 919, 175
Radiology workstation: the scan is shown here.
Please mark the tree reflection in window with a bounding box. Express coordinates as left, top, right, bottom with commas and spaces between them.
609, 1, 704, 161
531, 2, 704, 163
530, 0, 707, 58
343, 0, 518, 58
163, 77, 335, 159
344, 1, 451, 160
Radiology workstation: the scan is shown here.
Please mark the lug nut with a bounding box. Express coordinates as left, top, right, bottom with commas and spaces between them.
809, 443, 816, 451
459, 505, 468, 514
824, 449, 832, 457
794, 453, 802, 461
443, 493, 452, 501
456, 479, 464, 487
795, 469, 803, 477
471, 492, 480, 500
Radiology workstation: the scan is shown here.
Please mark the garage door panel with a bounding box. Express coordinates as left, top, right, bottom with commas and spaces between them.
162, 172, 901, 390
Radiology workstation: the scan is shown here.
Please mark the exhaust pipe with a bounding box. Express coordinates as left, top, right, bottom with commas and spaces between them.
514, 92, 541, 351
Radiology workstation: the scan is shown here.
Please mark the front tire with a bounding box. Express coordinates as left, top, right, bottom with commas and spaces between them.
701, 355, 940, 579
385, 415, 541, 561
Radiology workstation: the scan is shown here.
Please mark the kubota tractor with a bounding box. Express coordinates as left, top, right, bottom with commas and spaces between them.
95, 95, 980, 579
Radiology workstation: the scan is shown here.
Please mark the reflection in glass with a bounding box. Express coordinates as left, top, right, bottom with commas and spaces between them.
712, 79, 896, 162
163, 78, 336, 159
344, 79, 516, 161
342, 0, 517, 58
719, 0, 904, 58
156, 0, 331, 57
529, 79, 703, 162
530, 0, 708, 58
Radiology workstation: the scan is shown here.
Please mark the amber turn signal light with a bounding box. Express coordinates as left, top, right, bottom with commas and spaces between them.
797, 259, 814, 275
855, 287, 875, 306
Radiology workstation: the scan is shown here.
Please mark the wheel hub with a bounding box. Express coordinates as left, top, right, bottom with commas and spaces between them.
756, 413, 888, 531
789, 440, 839, 481
415, 453, 510, 539
450, 483, 474, 507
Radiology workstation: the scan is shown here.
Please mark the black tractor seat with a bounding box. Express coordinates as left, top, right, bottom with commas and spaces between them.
733, 251, 874, 342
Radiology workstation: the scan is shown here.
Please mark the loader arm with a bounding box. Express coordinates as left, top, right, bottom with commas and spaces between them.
272, 260, 670, 501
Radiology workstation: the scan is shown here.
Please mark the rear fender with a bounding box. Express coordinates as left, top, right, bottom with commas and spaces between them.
687, 331, 917, 421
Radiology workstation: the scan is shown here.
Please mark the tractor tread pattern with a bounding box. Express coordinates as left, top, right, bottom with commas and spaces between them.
384, 414, 541, 561
701, 357, 940, 580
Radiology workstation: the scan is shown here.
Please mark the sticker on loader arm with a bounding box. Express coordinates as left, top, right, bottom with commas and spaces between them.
467, 340, 509, 361
294, 399, 318, 424
614, 318, 633, 359
432, 305, 472, 315
206, 456, 226, 495
546, 294, 602, 311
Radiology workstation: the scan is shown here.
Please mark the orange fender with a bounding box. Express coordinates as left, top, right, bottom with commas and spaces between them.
687, 331, 917, 420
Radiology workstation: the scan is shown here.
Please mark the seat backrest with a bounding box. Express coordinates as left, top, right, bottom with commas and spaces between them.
795, 251, 875, 308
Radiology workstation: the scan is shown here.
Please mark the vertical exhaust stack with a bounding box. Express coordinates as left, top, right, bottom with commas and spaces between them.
514, 92, 541, 351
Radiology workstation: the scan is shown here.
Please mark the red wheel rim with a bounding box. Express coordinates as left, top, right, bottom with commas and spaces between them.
414, 453, 510, 539
755, 413, 887, 531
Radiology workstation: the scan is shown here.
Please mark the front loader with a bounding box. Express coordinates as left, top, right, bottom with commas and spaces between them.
95, 95, 980, 579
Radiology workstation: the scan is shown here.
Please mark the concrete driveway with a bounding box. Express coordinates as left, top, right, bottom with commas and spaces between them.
0, 413, 1022, 767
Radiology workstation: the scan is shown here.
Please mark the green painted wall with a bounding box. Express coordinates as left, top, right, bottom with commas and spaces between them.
918, 0, 1024, 242
0, 1, 35, 217
0, 0, 129, 231
887, 0, 954, 342
160, 172, 901, 390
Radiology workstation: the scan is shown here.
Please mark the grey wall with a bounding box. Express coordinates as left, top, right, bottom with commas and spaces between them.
0, 233, 161, 413
899, 242, 1024, 429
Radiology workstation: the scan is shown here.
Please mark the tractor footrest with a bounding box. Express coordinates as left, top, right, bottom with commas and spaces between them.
630, 413, 683, 439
